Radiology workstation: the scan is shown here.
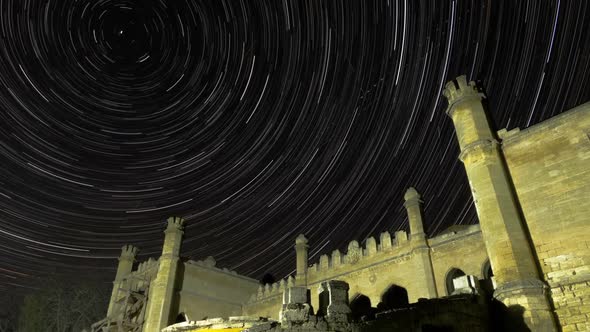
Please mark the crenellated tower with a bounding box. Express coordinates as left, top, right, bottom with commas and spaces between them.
295, 234, 309, 286
144, 216, 186, 331
443, 76, 556, 330
107, 244, 138, 318
404, 187, 437, 298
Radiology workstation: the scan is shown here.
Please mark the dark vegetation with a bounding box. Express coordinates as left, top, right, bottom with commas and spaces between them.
0, 277, 110, 332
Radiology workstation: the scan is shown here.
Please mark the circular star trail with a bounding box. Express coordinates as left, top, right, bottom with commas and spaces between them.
0, 0, 589, 292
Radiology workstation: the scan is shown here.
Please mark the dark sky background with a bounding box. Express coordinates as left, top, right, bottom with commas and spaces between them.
0, 0, 589, 296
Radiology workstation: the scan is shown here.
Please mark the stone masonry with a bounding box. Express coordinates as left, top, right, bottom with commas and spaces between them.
96, 76, 589, 332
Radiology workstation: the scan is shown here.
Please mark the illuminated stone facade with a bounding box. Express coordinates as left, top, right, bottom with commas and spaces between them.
97, 77, 589, 332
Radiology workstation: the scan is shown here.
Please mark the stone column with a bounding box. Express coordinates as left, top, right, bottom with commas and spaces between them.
404, 187, 438, 298
443, 76, 556, 330
107, 244, 138, 318
295, 234, 309, 286
144, 217, 186, 332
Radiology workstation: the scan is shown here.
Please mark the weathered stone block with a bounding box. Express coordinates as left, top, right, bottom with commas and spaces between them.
283, 286, 309, 305
365, 237, 377, 256
321, 280, 351, 324
380, 231, 392, 250
395, 231, 408, 244
452, 275, 480, 295
279, 303, 313, 325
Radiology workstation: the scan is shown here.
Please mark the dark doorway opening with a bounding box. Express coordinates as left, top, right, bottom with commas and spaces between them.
377, 284, 409, 311
350, 294, 373, 322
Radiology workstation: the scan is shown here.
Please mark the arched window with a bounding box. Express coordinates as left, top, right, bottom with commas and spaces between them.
378, 284, 409, 311
445, 268, 466, 295
350, 294, 372, 322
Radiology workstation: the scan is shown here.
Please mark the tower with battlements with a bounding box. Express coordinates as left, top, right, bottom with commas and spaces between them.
143, 216, 186, 331
442, 75, 557, 330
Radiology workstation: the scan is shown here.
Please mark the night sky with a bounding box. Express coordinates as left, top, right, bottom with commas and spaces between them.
1, 0, 589, 294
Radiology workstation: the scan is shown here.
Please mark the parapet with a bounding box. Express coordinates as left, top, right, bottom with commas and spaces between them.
496, 127, 521, 141
248, 275, 296, 303
135, 257, 158, 274
442, 75, 485, 112
428, 224, 481, 247
120, 244, 138, 259
499, 101, 590, 147
188, 256, 244, 277
307, 230, 411, 277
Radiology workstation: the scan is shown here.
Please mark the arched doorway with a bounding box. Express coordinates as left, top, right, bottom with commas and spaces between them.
445, 268, 466, 295
349, 294, 373, 322
378, 284, 409, 311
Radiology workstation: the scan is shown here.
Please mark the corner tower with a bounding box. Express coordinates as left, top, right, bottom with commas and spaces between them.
144, 216, 186, 331
443, 76, 556, 330
107, 244, 138, 318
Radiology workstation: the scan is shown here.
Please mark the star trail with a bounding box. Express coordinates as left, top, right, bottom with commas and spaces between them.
0, 0, 589, 293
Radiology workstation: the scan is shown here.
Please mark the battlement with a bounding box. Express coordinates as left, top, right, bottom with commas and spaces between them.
134, 257, 159, 274
120, 244, 138, 259
247, 275, 296, 303
124, 257, 159, 290
166, 216, 185, 231
442, 75, 484, 111
306, 230, 411, 278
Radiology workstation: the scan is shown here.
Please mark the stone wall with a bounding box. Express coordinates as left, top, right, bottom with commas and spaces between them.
242, 288, 285, 320
242, 276, 298, 320
501, 102, 590, 331
241, 227, 491, 321
429, 224, 489, 296
306, 230, 418, 308
177, 258, 260, 321
129, 101, 589, 332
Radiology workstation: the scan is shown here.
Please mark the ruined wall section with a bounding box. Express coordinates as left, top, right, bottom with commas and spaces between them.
305, 227, 488, 310
501, 102, 590, 331
128, 257, 159, 291
306, 230, 413, 309
242, 276, 297, 320
428, 225, 488, 295
178, 257, 259, 321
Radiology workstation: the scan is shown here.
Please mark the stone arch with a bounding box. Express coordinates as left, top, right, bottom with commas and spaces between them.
349, 293, 373, 322
445, 267, 466, 295
377, 284, 409, 311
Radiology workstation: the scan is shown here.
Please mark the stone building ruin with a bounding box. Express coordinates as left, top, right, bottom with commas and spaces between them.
93, 76, 590, 332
